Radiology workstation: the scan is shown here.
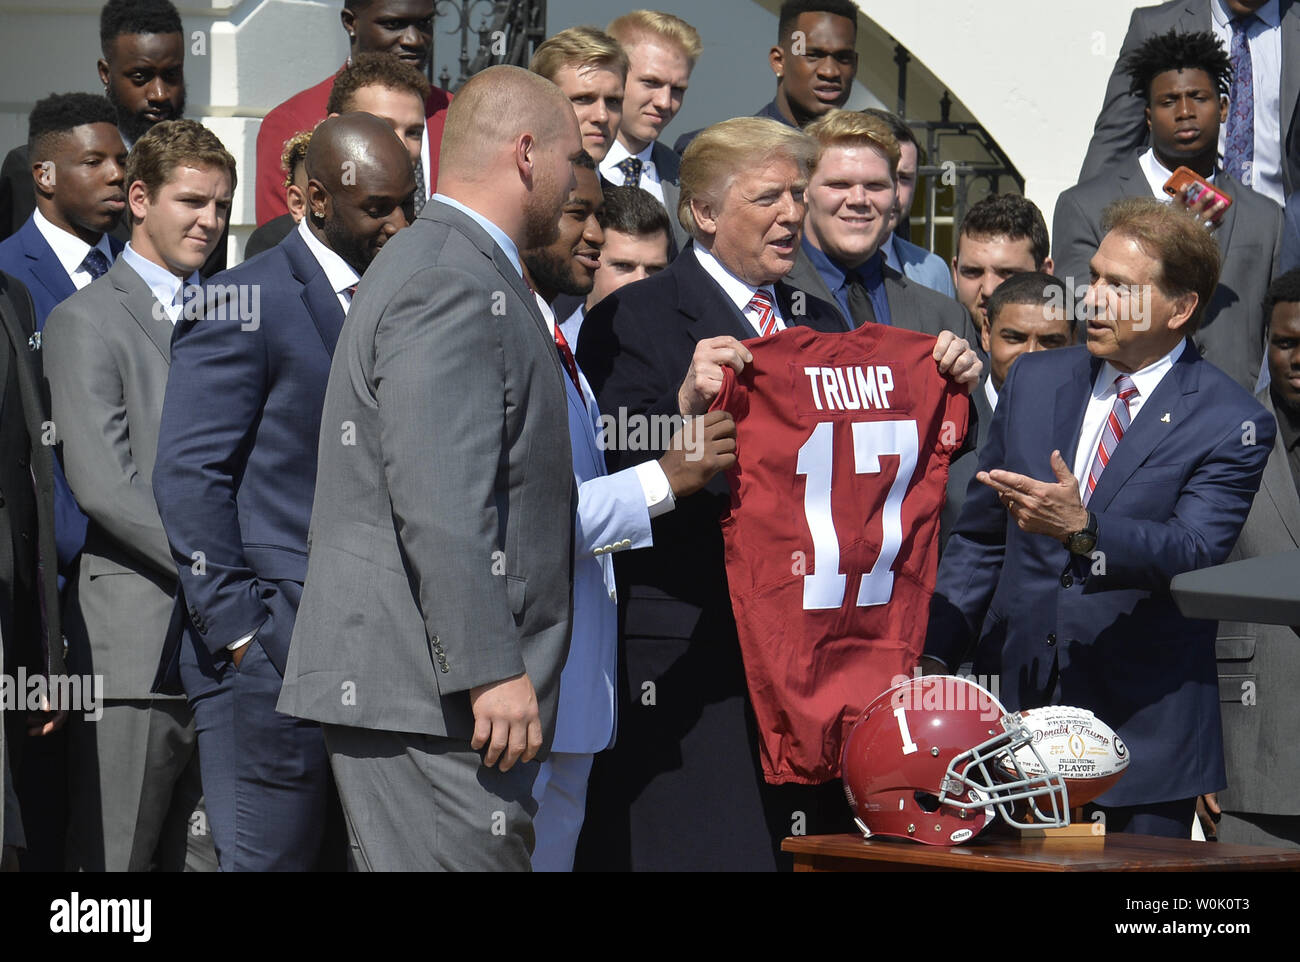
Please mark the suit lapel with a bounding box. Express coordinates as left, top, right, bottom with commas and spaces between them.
1257, 390, 1300, 548
672, 243, 756, 343
1087, 344, 1199, 511
1281, 0, 1300, 139
283, 229, 345, 355
1053, 348, 1100, 469
20, 219, 75, 307
110, 258, 175, 363
1211, 170, 1242, 255
566, 371, 602, 468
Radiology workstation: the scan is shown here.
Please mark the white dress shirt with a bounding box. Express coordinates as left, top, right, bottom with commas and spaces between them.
1138, 147, 1217, 202
984, 373, 999, 414
1211, 0, 1284, 205
560, 303, 585, 353
600, 139, 664, 204
297, 219, 360, 314
1070, 339, 1186, 496
33, 208, 116, 292
534, 292, 674, 518
692, 243, 786, 337
118, 243, 199, 325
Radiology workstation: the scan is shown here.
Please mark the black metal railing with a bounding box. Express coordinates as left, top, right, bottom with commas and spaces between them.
434, 0, 548, 92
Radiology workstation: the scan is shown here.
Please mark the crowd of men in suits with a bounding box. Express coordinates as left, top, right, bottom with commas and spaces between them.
1, 0, 1299, 873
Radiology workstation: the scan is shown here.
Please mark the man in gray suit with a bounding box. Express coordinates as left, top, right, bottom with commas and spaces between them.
785, 109, 979, 344
600, 10, 700, 256
1079, 0, 1299, 205
1203, 268, 1300, 848
1054, 29, 1283, 392
278, 65, 582, 872
43, 119, 231, 871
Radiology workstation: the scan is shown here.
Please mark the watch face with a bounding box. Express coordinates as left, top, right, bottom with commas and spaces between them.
1070, 532, 1097, 555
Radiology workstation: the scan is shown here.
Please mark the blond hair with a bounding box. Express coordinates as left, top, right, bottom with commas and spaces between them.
804, 109, 900, 177
678, 117, 817, 238
607, 10, 702, 64
530, 26, 628, 82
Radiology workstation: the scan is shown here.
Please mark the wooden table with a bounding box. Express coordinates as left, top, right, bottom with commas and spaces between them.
782, 833, 1300, 871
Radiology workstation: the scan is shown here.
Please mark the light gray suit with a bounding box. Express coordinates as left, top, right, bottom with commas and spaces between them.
1078, 0, 1300, 197
279, 199, 576, 871
43, 255, 213, 871
1215, 389, 1300, 848
1052, 157, 1283, 391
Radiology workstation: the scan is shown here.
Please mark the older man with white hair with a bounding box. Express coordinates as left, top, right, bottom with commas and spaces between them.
575, 116, 980, 871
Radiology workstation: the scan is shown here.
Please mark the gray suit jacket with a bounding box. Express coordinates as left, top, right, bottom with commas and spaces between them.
1078, 0, 1300, 197
785, 245, 981, 344
43, 256, 181, 699
278, 200, 577, 748
1052, 157, 1283, 390
1216, 389, 1300, 816
651, 141, 691, 257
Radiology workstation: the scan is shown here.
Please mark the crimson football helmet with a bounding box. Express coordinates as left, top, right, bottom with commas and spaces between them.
841, 674, 1069, 845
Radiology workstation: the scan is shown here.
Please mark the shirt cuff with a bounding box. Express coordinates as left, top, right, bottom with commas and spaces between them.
634, 460, 676, 519
226, 631, 256, 652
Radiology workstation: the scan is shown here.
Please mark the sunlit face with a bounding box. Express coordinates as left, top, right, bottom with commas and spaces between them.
617, 39, 691, 151
953, 233, 1042, 331
129, 163, 231, 276
694, 153, 806, 286
346, 0, 435, 69
587, 227, 670, 307
1081, 230, 1191, 372
981, 301, 1073, 391
769, 12, 857, 126
805, 143, 895, 269
553, 63, 624, 162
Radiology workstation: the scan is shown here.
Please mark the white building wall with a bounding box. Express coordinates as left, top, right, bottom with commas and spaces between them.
0, 0, 1145, 264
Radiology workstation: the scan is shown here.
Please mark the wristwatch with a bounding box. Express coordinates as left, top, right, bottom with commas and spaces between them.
1065, 511, 1098, 556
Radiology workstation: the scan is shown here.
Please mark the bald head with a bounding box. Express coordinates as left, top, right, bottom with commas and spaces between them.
440, 65, 576, 180
305, 112, 416, 274
436, 64, 583, 252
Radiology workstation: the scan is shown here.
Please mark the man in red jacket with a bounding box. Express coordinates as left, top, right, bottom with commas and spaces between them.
254, 0, 450, 225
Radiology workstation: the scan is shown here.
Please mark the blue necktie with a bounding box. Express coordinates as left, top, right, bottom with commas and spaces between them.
1223, 14, 1256, 185
81, 247, 110, 280
615, 156, 643, 187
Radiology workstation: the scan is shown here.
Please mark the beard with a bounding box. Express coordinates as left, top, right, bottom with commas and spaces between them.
522, 162, 564, 250
321, 212, 371, 275
522, 246, 588, 301
108, 84, 186, 144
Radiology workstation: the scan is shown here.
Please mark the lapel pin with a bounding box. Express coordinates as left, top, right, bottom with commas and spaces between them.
27, 331, 41, 351
1160, 412, 1171, 423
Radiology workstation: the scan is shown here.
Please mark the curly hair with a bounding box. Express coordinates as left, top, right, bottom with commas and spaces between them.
1121, 29, 1232, 102
100, 0, 183, 53
28, 92, 119, 162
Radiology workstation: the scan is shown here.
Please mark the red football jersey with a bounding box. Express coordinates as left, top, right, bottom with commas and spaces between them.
712, 322, 969, 784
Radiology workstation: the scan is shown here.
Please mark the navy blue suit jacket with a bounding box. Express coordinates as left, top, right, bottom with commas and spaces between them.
0, 214, 123, 330
153, 227, 344, 693
926, 343, 1274, 806
0, 214, 123, 575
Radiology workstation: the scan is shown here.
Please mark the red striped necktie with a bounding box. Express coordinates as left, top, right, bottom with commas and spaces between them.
1084, 374, 1138, 506
747, 289, 778, 337
554, 321, 582, 396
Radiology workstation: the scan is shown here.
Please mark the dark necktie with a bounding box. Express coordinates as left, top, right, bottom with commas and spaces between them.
615, 156, 644, 187
81, 247, 110, 280
1224, 14, 1257, 185
845, 254, 890, 327
412, 161, 426, 217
